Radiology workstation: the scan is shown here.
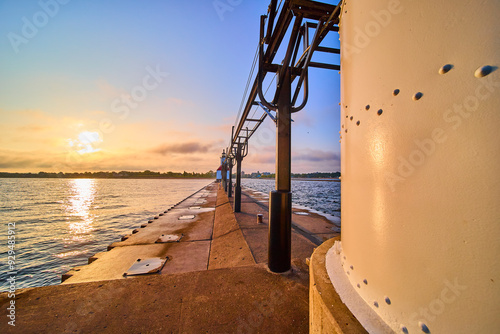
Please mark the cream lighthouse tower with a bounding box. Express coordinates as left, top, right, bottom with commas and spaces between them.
318, 0, 500, 333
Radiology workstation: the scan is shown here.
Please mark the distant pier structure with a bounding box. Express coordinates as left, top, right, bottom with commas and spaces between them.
222, 0, 341, 273
221, 0, 499, 332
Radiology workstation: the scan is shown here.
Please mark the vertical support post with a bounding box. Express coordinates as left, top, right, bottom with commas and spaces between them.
222, 158, 227, 192
268, 69, 292, 273
224, 162, 228, 193
228, 126, 234, 198
228, 158, 233, 198
234, 144, 243, 212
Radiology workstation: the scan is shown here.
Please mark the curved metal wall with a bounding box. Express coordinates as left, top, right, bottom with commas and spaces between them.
338, 0, 500, 332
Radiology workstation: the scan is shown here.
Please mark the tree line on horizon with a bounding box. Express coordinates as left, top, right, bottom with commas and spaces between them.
0, 170, 216, 179
241, 171, 341, 179
0, 170, 341, 179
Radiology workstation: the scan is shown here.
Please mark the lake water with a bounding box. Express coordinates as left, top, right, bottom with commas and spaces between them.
242, 178, 341, 216
0, 178, 212, 292
0, 177, 340, 292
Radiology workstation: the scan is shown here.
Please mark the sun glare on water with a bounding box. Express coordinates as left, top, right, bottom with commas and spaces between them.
64, 179, 97, 242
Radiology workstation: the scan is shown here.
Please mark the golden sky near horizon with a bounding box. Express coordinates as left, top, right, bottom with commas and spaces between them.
0, 1, 341, 174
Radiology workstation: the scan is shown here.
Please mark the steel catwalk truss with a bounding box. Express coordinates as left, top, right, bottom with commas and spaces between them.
227, 0, 341, 155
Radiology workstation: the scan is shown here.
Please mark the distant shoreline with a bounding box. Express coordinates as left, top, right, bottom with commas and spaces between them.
0, 176, 340, 181
290, 178, 340, 182
248, 177, 340, 182
0, 176, 215, 179
0, 171, 215, 179
0, 171, 340, 180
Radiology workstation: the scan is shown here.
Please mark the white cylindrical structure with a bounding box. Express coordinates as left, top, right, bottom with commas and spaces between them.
337, 0, 500, 332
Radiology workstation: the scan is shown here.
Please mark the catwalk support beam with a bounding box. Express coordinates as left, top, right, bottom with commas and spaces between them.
268, 70, 292, 273
221, 152, 227, 192
234, 145, 243, 212
228, 158, 233, 198
227, 0, 341, 273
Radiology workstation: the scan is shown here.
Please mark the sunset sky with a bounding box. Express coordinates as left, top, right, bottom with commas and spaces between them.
0, 0, 341, 174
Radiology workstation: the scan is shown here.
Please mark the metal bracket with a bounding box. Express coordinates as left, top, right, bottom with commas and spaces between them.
258, 101, 276, 123
257, 101, 294, 124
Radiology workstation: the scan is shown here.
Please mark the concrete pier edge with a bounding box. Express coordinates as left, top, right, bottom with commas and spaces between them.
0, 181, 340, 333
61, 181, 217, 283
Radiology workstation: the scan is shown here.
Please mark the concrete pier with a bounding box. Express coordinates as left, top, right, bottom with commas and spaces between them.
0, 182, 340, 333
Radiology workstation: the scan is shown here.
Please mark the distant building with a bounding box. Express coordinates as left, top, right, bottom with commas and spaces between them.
216, 166, 222, 182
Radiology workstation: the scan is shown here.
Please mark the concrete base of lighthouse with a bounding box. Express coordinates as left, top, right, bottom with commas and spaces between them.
309, 237, 367, 334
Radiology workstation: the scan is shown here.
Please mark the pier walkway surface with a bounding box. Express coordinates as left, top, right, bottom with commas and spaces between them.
0, 182, 340, 333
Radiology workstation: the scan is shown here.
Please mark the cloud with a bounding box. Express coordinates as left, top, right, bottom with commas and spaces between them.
36, 162, 56, 169
249, 152, 275, 164
241, 147, 341, 173
67, 131, 102, 154
292, 109, 315, 127
0, 147, 211, 173
78, 131, 101, 145
208, 122, 234, 133
95, 79, 123, 99
245, 145, 275, 164
0, 155, 38, 169
165, 97, 194, 107
293, 149, 340, 162
17, 125, 51, 133
150, 141, 216, 155
16, 109, 50, 120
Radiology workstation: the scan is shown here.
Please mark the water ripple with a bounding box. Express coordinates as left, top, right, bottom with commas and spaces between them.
0, 178, 212, 291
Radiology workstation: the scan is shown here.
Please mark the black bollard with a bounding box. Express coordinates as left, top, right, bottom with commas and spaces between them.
268, 190, 291, 272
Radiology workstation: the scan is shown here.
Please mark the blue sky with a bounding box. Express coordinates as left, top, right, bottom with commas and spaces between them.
0, 0, 340, 173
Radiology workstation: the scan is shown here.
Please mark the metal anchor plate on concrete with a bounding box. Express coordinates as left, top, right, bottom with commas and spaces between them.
294, 211, 310, 216
155, 234, 183, 243
123, 257, 168, 276
178, 215, 196, 220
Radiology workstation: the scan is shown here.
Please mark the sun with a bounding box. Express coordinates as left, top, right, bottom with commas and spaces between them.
67, 131, 103, 154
